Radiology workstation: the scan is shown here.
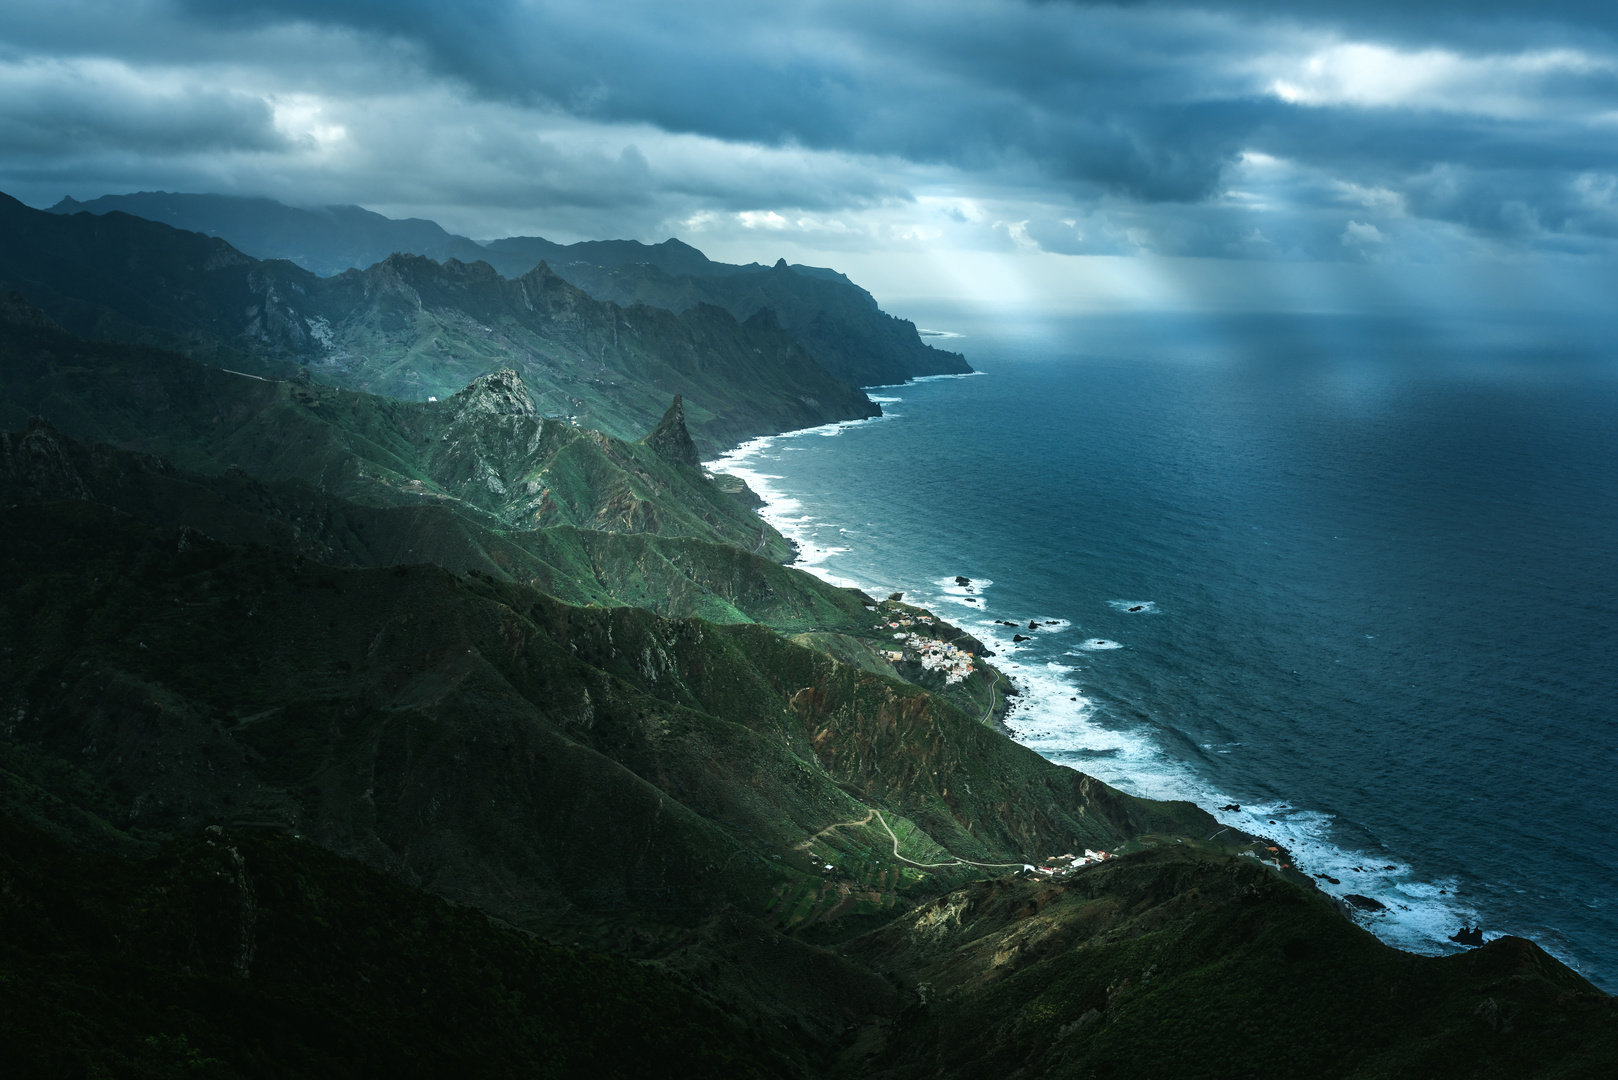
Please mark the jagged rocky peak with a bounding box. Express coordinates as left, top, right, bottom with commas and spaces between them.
642, 394, 702, 467
0, 418, 91, 501
449, 368, 538, 417
1, 290, 61, 330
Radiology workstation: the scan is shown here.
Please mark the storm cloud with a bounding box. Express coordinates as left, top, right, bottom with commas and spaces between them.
4, 0, 1618, 299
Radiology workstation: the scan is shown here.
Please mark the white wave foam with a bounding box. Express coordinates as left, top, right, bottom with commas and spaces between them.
1072, 639, 1123, 651
909, 371, 984, 382
863, 371, 987, 390
978, 616, 1488, 962
1108, 600, 1158, 614
1211, 802, 1492, 959
932, 575, 993, 610
705, 418, 894, 593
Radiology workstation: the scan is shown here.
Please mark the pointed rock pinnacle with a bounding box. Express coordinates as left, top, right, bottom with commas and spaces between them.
643, 395, 701, 467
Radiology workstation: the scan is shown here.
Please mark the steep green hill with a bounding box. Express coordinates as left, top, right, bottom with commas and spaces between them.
0, 502, 1208, 918
850, 845, 1618, 1079
0, 313, 792, 554
0, 418, 867, 631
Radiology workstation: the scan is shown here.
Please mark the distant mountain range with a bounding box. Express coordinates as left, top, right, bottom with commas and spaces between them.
49, 191, 970, 388
3, 192, 878, 453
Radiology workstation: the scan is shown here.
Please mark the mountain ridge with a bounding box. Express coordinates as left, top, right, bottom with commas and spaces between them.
3, 194, 883, 453
44, 190, 971, 388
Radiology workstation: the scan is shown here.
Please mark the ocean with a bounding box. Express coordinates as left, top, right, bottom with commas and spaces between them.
709, 308, 1618, 987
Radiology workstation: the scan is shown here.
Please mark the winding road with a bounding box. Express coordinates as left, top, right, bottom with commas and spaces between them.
797, 806, 1026, 872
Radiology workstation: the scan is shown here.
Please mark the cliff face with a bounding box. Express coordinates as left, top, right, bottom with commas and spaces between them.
551, 257, 972, 387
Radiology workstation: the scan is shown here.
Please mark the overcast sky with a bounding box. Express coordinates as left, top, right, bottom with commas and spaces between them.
5, 0, 1618, 313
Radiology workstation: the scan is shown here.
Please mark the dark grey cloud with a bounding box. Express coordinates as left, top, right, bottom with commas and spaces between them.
169, 1, 1269, 200
159, 2, 1618, 225
3, 0, 1618, 264
0, 66, 283, 155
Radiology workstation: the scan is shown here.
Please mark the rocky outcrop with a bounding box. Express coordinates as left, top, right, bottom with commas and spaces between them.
642, 394, 702, 468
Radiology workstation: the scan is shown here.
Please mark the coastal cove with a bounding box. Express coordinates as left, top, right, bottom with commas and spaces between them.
709, 308, 1618, 988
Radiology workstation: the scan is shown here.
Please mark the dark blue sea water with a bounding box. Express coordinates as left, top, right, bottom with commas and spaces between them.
711, 309, 1618, 987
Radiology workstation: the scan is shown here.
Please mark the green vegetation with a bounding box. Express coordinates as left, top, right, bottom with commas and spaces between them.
0, 316, 793, 554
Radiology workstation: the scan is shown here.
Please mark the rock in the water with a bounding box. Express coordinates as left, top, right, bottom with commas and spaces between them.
1344, 894, 1387, 912
1450, 926, 1485, 947
1013, 634, 1031, 642
1027, 620, 1039, 630
955, 575, 971, 586
641, 394, 702, 467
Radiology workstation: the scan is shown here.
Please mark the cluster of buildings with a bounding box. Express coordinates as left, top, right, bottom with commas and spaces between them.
890, 630, 977, 685
1026, 850, 1115, 877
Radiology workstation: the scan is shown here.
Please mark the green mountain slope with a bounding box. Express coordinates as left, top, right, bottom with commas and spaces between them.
0, 418, 868, 631
850, 846, 1618, 1079
0, 502, 1209, 917
0, 442, 1611, 1079
0, 313, 792, 554
3, 194, 879, 451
